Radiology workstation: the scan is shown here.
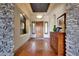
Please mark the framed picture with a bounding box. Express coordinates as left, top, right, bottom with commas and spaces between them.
57, 13, 66, 32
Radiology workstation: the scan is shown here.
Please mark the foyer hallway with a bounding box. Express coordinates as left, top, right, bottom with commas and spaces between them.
15, 38, 57, 56
13, 3, 66, 56
0, 3, 79, 56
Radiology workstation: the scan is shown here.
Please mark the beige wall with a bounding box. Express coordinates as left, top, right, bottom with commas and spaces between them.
49, 4, 66, 32
13, 5, 31, 51
16, 3, 33, 19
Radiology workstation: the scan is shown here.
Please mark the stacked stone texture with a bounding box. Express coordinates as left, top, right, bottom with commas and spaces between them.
66, 4, 79, 56
0, 4, 14, 56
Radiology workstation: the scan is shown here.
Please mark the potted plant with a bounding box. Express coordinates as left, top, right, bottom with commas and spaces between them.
53, 25, 56, 32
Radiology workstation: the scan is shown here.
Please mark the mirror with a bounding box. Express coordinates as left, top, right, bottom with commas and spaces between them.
20, 14, 26, 34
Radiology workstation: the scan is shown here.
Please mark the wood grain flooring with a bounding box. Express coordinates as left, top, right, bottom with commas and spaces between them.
15, 38, 57, 56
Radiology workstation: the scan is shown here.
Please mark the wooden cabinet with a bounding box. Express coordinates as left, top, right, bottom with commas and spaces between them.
50, 32, 65, 56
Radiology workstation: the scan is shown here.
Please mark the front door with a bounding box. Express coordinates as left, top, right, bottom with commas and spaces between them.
36, 21, 43, 38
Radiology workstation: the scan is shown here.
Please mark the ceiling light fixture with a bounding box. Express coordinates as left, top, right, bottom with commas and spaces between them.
36, 15, 43, 19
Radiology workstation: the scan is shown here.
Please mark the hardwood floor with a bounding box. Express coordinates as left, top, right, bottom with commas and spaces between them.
15, 38, 57, 56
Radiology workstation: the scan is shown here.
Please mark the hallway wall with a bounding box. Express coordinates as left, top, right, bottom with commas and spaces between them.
13, 6, 31, 51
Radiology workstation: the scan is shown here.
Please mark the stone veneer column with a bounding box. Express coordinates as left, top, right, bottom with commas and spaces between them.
66, 4, 79, 56
0, 4, 14, 56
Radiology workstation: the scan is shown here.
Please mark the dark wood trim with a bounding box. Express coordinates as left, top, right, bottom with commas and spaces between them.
57, 13, 66, 19
23, 15, 26, 34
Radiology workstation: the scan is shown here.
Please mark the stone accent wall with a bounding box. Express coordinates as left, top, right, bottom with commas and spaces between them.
0, 4, 14, 56
66, 4, 79, 56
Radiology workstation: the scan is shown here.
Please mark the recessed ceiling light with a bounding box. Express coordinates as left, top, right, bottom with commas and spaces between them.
36, 15, 43, 19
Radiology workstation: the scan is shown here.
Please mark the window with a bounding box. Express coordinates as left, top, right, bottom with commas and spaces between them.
32, 22, 36, 34
44, 22, 48, 34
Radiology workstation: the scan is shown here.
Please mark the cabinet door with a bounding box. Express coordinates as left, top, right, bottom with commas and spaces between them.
58, 33, 65, 56
52, 33, 58, 53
